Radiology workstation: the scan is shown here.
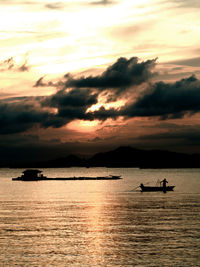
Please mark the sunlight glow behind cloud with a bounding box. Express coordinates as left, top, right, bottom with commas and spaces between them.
1, 0, 200, 160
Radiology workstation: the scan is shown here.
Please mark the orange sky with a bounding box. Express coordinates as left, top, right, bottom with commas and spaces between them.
1, 0, 200, 163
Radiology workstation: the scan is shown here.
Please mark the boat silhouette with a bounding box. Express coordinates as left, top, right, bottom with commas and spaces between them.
12, 169, 122, 181
140, 184, 175, 192
140, 179, 175, 192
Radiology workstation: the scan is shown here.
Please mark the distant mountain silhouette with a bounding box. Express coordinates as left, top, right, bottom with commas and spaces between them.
8, 146, 200, 168
88, 146, 200, 168
88, 146, 142, 167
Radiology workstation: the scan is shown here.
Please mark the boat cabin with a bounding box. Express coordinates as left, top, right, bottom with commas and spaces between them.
21, 169, 46, 180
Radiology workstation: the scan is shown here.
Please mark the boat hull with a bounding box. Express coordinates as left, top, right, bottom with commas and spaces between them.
140, 186, 175, 192
12, 176, 122, 181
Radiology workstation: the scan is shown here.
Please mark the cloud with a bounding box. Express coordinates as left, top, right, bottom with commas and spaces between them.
33, 76, 64, 87
88, 75, 200, 121
34, 56, 157, 96
18, 62, 29, 72
66, 57, 157, 97
45, 2, 65, 9
88, 106, 120, 121
44, 0, 117, 10
121, 75, 200, 119
0, 57, 30, 72
0, 100, 50, 134
42, 88, 97, 108
1, 56, 200, 136
34, 77, 46, 87
0, 86, 98, 134
90, 0, 116, 5
42, 87, 98, 121
0, 94, 70, 134
33, 56, 157, 104
0, 0, 37, 5
0, 57, 15, 71
172, 0, 200, 8
168, 57, 200, 67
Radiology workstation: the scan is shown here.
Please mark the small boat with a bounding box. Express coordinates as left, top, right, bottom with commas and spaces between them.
140, 184, 175, 192
12, 170, 122, 181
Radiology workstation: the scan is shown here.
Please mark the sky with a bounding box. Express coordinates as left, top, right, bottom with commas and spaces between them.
1, 0, 200, 163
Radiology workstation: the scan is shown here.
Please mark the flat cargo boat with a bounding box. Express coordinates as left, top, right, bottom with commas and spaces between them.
12, 170, 122, 181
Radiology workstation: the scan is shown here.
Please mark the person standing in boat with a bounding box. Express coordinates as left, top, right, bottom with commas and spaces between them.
161, 178, 168, 189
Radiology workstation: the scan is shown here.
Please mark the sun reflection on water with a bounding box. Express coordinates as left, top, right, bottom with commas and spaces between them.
0, 168, 200, 266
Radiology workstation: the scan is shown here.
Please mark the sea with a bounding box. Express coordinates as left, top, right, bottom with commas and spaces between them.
0, 167, 200, 267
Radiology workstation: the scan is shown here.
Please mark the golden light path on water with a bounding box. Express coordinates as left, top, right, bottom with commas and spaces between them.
0, 168, 200, 266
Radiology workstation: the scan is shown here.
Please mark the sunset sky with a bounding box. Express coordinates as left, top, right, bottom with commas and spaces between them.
1, 0, 200, 163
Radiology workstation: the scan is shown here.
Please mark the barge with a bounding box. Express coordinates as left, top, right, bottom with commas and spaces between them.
12, 169, 122, 181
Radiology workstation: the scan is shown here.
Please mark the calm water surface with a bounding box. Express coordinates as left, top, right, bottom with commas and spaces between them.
0, 168, 200, 266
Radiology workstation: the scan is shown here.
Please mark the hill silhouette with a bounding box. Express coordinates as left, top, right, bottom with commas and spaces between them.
88, 146, 200, 168
7, 146, 200, 168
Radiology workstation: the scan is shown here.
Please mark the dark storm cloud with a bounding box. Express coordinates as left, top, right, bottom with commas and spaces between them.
42, 88, 97, 108
0, 101, 50, 134
88, 106, 119, 121
0, 94, 70, 134
42, 87, 98, 121
0, 86, 98, 134
121, 75, 200, 119
2, 56, 200, 136
38, 74, 200, 123
33, 57, 157, 101
66, 57, 157, 93
87, 75, 200, 120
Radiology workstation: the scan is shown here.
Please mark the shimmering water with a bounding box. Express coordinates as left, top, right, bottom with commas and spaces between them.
0, 168, 200, 266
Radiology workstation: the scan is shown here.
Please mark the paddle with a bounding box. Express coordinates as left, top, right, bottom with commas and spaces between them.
131, 185, 140, 191
131, 182, 151, 191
